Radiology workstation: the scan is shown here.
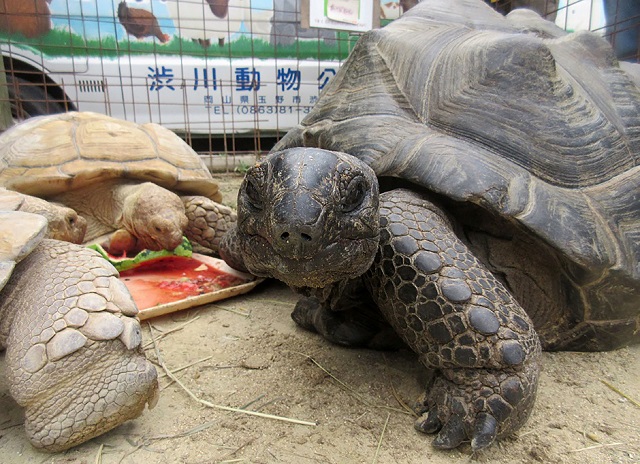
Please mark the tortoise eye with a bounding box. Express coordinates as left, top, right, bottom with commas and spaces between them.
244, 178, 263, 210
341, 176, 367, 213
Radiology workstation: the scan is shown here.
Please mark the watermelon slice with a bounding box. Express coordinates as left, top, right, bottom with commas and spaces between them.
118, 253, 248, 310
87, 237, 262, 319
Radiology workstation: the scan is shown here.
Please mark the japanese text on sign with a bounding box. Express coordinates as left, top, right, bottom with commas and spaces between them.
147, 66, 337, 93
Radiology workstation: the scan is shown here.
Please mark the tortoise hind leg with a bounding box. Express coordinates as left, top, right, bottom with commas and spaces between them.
291, 291, 405, 351
542, 318, 640, 351
367, 189, 541, 450
181, 195, 237, 254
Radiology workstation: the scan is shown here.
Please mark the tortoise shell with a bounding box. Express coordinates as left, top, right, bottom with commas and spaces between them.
274, 0, 640, 350
0, 112, 221, 202
0, 189, 48, 290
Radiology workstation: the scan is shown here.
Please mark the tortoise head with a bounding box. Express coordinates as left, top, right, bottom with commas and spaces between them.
236, 148, 380, 288
122, 183, 188, 252
46, 204, 87, 244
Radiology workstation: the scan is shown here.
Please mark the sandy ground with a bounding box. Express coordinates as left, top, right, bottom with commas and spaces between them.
1, 173, 638, 464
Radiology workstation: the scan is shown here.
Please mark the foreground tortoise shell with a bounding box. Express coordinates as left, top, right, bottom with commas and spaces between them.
274, 0, 640, 351
0, 188, 158, 452
0, 111, 221, 201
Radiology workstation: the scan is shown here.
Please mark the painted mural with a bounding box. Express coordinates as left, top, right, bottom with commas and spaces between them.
0, 0, 406, 60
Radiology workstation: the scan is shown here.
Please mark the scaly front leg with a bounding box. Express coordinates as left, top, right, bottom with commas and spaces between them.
182, 195, 237, 254
0, 240, 158, 452
367, 189, 541, 450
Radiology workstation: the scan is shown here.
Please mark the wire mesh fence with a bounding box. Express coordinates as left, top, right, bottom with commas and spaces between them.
0, 0, 637, 169
493, 1, 639, 61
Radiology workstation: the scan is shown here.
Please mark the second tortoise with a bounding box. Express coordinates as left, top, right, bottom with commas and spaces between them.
0, 112, 235, 254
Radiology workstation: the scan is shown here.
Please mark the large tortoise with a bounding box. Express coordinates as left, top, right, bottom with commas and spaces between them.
220, 0, 640, 452
0, 111, 236, 254
0, 188, 158, 452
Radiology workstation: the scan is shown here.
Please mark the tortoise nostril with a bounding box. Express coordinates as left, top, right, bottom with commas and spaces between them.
279, 231, 313, 242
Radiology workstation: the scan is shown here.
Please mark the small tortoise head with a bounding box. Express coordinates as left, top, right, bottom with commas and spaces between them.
123, 183, 188, 251
19, 195, 87, 244
47, 205, 88, 244
236, 148, 380, 288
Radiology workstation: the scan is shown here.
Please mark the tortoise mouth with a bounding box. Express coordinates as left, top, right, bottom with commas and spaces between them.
136, 230, 184, 252
241, 233, 379, 288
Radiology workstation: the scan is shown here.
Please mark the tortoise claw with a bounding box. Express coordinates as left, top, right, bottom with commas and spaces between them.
432, 414, 466, 449
415, 408, 442, 434
471, 412, 498, 451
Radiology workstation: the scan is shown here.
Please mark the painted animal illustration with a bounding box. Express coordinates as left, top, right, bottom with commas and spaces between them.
207, 0, 229, 18
117, 1, 170, 43
166, 0, 245, 48
0, 0, 51, 38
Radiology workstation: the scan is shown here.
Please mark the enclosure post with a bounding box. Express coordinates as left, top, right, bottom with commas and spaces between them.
0, 59, 11, 130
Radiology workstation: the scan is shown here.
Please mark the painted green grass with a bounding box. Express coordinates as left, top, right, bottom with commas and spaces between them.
0, 28, 88, 57
0, 28, 356, 61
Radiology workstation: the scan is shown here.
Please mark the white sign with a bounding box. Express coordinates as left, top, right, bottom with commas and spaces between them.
327, 0, 361, 24
309, 0, 375, 32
